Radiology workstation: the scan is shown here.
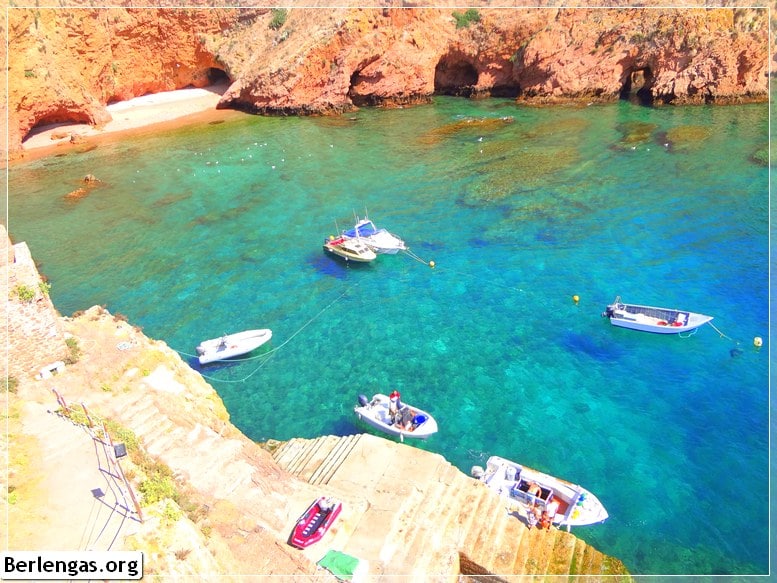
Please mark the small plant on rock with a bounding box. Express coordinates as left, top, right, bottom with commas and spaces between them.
452, 8, 480, 29
13, 284, 36, 303
269, 8, 287, 30
64, 337, 81, 364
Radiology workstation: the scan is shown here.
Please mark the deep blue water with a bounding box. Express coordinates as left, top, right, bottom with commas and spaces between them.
8, 96, 769, 576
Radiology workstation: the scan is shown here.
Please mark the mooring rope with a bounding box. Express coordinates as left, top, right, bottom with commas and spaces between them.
704, 321, 735, 343
194, 284, 355, 384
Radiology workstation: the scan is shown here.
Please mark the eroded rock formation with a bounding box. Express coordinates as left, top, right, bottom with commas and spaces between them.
6, 4, 770, 157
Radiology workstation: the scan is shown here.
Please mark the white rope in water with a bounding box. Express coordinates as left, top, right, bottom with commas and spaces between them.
178, 285, 355, 384
705, 321, 735, 343
402, 248, 431, 266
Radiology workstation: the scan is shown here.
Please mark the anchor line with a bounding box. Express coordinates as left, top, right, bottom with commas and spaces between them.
401, 248, 431, 265
705, 321, 736, 343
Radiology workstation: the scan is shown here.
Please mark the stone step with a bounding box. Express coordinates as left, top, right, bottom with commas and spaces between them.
122, 399, 160, 430
294, 435, 341, 482
309, 433, 362, 485
145, 425, 187, 458
460, 481, 508, 552
272, 437, 308, 468
279, 438, 323, 474
546, 528, 578, 575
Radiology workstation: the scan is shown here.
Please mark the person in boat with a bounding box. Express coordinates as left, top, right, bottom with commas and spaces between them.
388, 389, 401, 423
399, 406, 415, 430
526, 503, 540, 529
527, 482, 541, 499
546, 499, 559, 521
539, 510, 552, 530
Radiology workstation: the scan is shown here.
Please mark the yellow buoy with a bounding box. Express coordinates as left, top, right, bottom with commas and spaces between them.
429, 260, 436, 269
754, 336, 763, 348
573, 295, 580, 304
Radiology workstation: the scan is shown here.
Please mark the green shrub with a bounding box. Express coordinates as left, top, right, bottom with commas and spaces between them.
139, 463, 177, 506
64, 337, 81, 364
13, 284, 36, 303
452, 8, 480, 29
39, 281, 51, 297
269, 8, 287, 30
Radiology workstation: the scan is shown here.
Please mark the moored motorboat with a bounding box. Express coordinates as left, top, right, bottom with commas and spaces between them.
602, 296, 713, 334
289, 496, 342, 549
471, 455, 608, 530
323, 235, 377, 262
354, 392, 438, 441
342, 216, 407, 254
196, 329, 272, 365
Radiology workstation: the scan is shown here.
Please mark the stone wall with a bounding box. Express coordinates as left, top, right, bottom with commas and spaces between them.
3, 225, 68, 382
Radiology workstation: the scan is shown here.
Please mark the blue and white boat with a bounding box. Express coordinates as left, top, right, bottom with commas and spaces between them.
602, 296, 713, 334
342, 216, 406, 254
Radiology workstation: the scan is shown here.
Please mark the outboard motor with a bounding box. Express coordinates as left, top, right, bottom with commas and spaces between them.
357, 394, 369, 407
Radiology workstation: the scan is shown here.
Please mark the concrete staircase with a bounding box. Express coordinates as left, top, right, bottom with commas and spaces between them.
272, 434, 630, 580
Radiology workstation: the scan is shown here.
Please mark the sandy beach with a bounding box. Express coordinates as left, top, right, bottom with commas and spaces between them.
17, 83, 239, 161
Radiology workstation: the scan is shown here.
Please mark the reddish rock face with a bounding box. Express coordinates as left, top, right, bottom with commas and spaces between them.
6, 6, 770, 157
6, 7, 242, 155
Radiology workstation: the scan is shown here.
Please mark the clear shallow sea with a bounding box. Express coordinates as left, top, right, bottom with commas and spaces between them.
8, 97, 769, 576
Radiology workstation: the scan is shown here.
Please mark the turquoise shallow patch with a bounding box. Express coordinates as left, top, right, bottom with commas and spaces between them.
9, 96, 769, 575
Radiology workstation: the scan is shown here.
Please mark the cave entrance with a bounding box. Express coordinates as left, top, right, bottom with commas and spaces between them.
206, 67, 229, 84
434, 54, 478, 97
620, 67, 654, 106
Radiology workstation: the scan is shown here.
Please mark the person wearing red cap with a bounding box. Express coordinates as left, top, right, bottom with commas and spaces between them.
389, 390, 401, 423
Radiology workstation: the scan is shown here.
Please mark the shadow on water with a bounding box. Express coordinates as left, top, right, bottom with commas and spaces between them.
559, 330, 624, 362
307, 252, 374, 279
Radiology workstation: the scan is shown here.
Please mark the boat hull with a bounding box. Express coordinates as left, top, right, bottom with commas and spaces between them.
353, 393, 438, 440
323, 236, 377, 262
603, 297, 712, 334
474, 455, 608, 528
343, 218, 407, 254
289, 497, 342, 549
196, 329, 272, 365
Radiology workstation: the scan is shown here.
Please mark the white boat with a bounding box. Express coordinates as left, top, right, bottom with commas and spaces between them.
323, 235, 377, 263
602, 296, 713, 334
196, 329, 272, 365
354, 393, 438, 441
342, 217, 407, 254
471, 455, 608, 530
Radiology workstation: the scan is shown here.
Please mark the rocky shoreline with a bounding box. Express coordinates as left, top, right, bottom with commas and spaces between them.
6, 4, 770, 158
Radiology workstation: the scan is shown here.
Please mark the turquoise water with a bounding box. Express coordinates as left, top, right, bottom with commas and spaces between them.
9, 97, 769, 576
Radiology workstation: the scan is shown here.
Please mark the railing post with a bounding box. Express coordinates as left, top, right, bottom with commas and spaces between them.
101, 422, 144, 523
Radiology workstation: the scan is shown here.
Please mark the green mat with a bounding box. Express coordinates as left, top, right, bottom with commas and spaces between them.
317, 550, 360, 581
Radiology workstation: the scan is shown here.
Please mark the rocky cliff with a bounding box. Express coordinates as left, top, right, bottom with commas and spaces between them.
3, 231, 631, 579
5, 3, 770, 157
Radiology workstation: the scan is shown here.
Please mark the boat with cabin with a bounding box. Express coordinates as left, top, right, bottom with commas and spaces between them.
602, 296, 713, 334
323, 235, 377, 263
196, 329, 272, 365
342, 216, 406, 254
471, 455, 608, 530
